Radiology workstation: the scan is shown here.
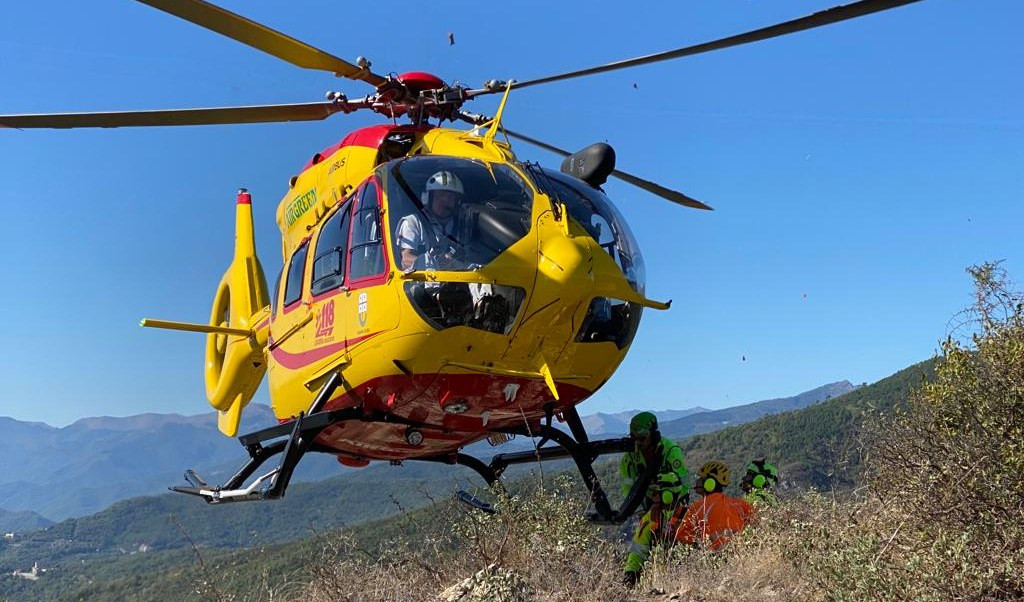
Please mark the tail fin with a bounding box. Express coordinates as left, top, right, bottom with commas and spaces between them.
205, 189, 271, 436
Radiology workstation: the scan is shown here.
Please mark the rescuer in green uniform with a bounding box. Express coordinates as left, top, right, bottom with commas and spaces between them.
620, 411, 689, 586
740, 458, 780, 508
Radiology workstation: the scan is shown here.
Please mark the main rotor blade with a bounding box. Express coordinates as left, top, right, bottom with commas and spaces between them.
504, 0, 925, 92
0, 102, 348, 129
135, 0, 385, 86
602, 168, 713, 212
499, 124, 713, 211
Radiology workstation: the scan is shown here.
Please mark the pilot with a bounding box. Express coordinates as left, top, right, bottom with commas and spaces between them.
395, 169, 463, 271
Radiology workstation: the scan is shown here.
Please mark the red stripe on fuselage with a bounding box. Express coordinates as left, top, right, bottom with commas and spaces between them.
269, 331, 380, 370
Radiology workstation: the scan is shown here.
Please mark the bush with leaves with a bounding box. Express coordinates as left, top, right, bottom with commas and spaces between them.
640, 263, 1024, 602
796, 263, 1024, 601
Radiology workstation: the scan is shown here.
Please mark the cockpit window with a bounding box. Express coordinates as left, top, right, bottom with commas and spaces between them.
386, 156, 533, 272
283, 242, 308, 308
350, 182, 385, 281
541, 169, 646, 294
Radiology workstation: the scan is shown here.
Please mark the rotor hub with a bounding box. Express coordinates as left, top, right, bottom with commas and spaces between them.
395, 72, 446, 94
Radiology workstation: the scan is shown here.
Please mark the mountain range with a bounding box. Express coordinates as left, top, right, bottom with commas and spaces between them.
0, 508, 52, 534
0, 407, 343, 523
579, 407, 709, 435
658, 380, 856, 440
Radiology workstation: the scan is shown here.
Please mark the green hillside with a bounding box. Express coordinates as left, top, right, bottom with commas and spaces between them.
0, 508, 52, 534
0, 501, 452, 602
585, 358, 935, 501
678, 358, 936, 490
0, 378, 864, 579
0, 461, 482, 575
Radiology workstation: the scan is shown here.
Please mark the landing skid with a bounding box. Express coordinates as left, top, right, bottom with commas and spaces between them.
172, 372, 654, 522
455, 490, 496, 514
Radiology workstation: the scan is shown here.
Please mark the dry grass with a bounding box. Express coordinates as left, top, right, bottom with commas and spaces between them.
632, 492, 844, 602
283, 477, 844, 602
295, 477, 630, 602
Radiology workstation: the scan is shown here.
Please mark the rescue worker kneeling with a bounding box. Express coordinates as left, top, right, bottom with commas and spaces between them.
621, 412, 689, 587
673, 461, 754, 551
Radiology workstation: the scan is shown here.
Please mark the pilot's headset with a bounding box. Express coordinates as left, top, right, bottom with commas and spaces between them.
696, 460, 731, 495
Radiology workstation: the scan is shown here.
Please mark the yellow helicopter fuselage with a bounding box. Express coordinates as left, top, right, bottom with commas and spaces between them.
204, 123, 664, 464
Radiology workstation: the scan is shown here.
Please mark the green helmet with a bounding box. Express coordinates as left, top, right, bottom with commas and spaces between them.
629, 412, 658, 437
745, 459, 779, 490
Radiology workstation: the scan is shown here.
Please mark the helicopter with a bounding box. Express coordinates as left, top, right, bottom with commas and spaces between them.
0, 0, 928, 522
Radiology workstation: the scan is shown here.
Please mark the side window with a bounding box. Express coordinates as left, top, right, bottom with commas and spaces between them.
311, 201, 352, 295
272, 267, 284, 315
349, 182, 385, 281
283, 242, 309, 307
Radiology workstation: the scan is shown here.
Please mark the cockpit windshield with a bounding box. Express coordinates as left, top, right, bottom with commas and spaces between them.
386, 156, 534, 272
541, 169, 646, 294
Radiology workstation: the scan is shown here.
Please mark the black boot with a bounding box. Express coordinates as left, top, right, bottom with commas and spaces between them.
622, 570, 641, 589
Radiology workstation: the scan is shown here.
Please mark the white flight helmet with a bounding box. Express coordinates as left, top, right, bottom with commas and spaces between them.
421, 170, 464, 206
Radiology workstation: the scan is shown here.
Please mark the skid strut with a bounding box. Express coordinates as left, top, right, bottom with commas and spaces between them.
412, 406, 656, 524
172, 372, 457, 503
171, 372, 346, 503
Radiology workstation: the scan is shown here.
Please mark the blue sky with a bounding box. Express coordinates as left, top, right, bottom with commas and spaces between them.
1, 0, 1021, 426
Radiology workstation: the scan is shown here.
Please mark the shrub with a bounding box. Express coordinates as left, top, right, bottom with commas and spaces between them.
801, 263, 1024, 601
299, 476, 625, 602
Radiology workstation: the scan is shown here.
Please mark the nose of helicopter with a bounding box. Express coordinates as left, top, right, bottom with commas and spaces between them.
501, 212, 598, 365
539, 230, 594, 290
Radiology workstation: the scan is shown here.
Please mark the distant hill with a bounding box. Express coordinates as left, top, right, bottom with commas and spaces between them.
579, 407, 709, 436
0, 378, 852, 575
677, 361, 935, 490
0, 508, 53, 534
0, 379, 854, 573
0, 460, 481, 577
0, 406, 344, 521
659, 381, 857, 441
575, 382, 854, 438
